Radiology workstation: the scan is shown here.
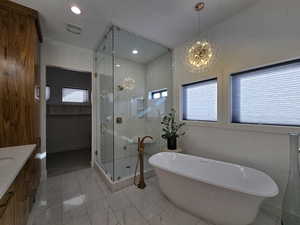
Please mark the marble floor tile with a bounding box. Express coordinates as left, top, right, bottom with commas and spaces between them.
28, 168, 279, 225
64, 213, 91, 225
62, 194, 87, 212
115, 206, 149, 225
251, 210, 280, 225
81, 183, 107, 202
36, 180, 63, 208
89, 206, 119, 225
30, 204, 63, 225
147, 204, 199, 225
196, 219, 212, 225
107, 190, 132, 212
62, 201, 89, 224
86, 197, 109, 215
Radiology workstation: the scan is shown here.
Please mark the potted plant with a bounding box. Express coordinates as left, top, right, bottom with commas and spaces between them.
161, 109, 185, 150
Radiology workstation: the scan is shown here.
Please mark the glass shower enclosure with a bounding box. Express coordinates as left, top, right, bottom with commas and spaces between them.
94, 26, 172, 182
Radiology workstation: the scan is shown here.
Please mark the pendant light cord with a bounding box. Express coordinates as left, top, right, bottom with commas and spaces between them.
197, 11, 201, 35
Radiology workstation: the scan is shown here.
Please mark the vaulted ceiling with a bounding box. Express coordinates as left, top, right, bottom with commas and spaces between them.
12, 0, 259, 49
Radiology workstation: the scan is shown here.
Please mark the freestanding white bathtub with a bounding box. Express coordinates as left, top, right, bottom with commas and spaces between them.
149, 152, 279, 225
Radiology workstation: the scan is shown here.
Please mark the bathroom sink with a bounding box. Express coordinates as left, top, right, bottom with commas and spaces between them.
0, 157, 14, 167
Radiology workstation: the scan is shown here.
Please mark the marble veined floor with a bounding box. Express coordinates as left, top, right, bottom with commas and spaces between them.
27, 168, 280, 225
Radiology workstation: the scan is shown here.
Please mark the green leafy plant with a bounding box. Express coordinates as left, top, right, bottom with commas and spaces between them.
161, 108, 186, 140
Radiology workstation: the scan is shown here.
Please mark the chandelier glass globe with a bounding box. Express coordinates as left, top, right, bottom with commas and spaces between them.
184, 39, 215, 72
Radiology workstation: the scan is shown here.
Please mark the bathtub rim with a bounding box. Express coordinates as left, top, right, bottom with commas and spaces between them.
149, 152, 279, 198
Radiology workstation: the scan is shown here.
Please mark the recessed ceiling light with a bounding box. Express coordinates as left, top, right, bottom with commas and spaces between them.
71, 5, 81, 15
116, 64, 121, 67
132, 49, 138, 55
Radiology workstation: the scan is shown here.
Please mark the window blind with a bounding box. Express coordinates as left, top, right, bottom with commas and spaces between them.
62, 88, 89, 103
182, 79, 217, 121
232, 60, 300, 126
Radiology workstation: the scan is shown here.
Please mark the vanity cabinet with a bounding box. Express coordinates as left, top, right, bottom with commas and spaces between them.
0, 148, 39, 225
0, 2, 42, 224
0, 187, 15, 225
0, 0, 42, 148
0, 1, 42, 225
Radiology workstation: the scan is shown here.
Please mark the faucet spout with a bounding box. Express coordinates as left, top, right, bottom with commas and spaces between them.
135, 136, 153, 189
139, 136, 153, 152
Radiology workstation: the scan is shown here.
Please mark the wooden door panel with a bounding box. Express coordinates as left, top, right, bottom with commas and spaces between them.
0, 191, 16, 225
0, 7, 10, 147
0, 10, 38, 147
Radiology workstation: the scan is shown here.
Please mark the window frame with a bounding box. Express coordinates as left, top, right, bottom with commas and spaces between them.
150, 89, 168, 100
178, 59, 300, 135
230, 58, 300, 127
181, 78, 218, 122
61, 87, 90, 104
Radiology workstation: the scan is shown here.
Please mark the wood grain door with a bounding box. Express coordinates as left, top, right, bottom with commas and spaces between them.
0, 8, 38, 147
0, 190, 16, 225
0, 7, 10, 147
15, 171, 26, 225
0, 195, 15, 225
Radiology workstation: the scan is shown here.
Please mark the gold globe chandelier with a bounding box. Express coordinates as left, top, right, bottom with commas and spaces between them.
185, 2, 215, 72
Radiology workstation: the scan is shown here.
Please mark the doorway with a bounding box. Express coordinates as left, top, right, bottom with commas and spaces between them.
46, 66, 92, 177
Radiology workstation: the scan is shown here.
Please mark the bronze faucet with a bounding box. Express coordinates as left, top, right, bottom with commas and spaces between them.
136, 136, 153, 189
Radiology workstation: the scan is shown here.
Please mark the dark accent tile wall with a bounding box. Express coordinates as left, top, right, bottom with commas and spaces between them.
46, 66, 92, 153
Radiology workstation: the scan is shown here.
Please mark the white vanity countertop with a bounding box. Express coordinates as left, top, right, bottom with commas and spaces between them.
0, 144, 36, 199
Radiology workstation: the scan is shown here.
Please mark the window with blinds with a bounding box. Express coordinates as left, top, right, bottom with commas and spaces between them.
182, 78, 217, 121
231, 59, 300, 126
62, 88, 89, 103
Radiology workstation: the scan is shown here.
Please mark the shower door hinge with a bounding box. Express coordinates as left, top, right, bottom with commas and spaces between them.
94, 72, 98, 78
95, 150, 98, 155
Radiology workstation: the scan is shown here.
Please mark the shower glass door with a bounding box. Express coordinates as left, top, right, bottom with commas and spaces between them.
95, 26, 172, 182
113, 27, 173, 180
95, 28, 115, 180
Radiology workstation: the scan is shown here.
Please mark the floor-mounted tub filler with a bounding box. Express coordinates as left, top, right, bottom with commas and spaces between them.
149, 152, 279, 225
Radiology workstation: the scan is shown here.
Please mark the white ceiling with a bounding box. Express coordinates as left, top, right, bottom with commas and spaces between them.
96, 28, 169, 64
12, 0, 258, 50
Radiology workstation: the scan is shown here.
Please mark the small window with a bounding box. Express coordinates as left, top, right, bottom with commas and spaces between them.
151, 89, 168, 100
231, 59, 300, 126
161, 90, 168, 97
62, 88, 89, 103
153, 92, 161, 99
182, 79, 217, 121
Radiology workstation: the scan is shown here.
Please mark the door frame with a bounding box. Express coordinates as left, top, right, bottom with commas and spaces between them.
40, 63, 96, 179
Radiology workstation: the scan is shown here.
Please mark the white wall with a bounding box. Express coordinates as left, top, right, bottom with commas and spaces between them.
42, 39, 93, 72
146, 53, 173, 112
173, 0, 300, 215
114, 57, 147, 164
40, 39, 93, 179
146, 53, 173, 154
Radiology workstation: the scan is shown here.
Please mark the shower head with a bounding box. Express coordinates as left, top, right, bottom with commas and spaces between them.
117, 85, 124, 91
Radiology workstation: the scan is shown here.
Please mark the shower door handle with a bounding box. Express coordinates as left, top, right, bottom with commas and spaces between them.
100, 122, 107, 135
100, 123, 103, 136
